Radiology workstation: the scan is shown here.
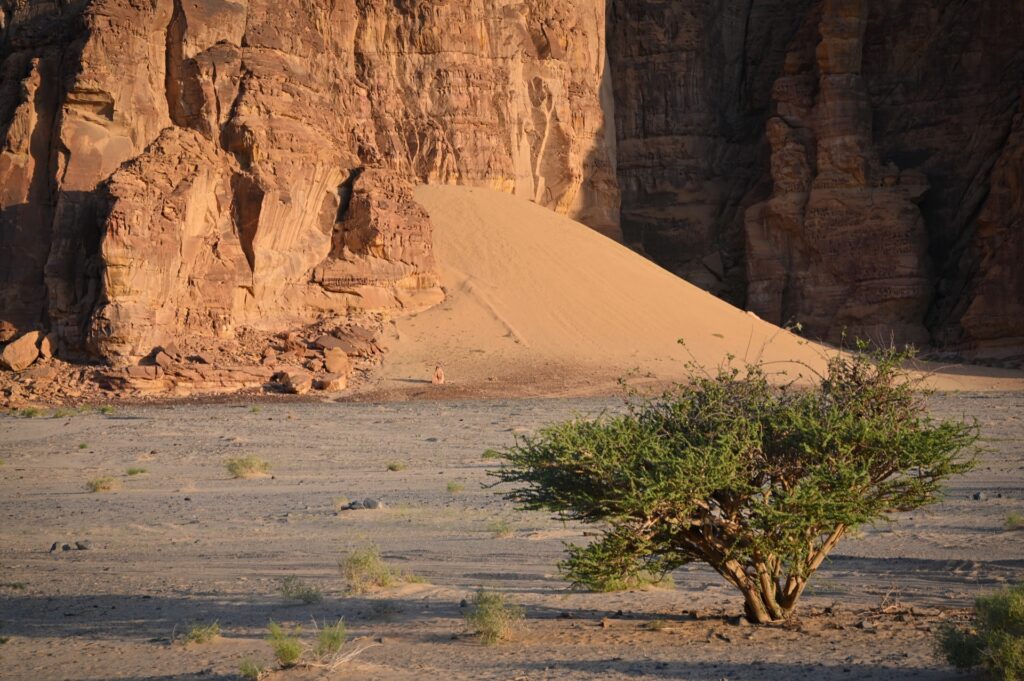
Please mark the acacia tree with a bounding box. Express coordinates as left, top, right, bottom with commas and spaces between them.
493, 351, 979, 623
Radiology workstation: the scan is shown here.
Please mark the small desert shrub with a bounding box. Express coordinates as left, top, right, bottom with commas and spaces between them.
938, 582, 1024, 680
312, 619, 347, 659
339, 545, 396, 593
86, 477, 121, 493
15, 407, 42, 418
488, 519, 513, 538
1007, 513, 1024, 531
266, 621, 303, 668
225, 456, 270, 479
51, 407, 76, 418
482, 449, 503, 460
126, 467, 147, 476
183, 621, 220, 644
446, 481, 465, 495
386, 461, 406, 472
98, 405, 115, 415
578, 570, 674, 593
250, 405, 262, 414
332, 496, 350, 511
1, 582, 26, 590
464, 590, 524, 645
239, 658, 266, 681
493, 348, 979, 623
278, 576, 323, 604
78, 443, 88, 449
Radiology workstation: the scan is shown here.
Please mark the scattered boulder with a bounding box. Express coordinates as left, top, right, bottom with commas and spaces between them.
153, 351, 175, 370
126, 365, 163, 380
39, 333, 57, 359
1, 331, 41, 372
281, 370, 313, 395
75, 540, 92, 550
315, 373, 348, 393
323, 348, 350, 374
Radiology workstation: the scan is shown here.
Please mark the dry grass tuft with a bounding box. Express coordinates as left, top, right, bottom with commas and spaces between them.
225, 456, 270, 479
86, 477, 121, 493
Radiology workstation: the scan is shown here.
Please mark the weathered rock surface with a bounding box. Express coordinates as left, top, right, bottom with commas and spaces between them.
609, 0, 1024, 351
0, 0, 618, 361
0, 0, 1022, 365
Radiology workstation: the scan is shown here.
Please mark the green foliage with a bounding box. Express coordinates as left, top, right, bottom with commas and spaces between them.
78, 443, 88, 449
482, 449, 503, 460
939, 583, 1024, 680
386, 461, 406, 472
225, 456, 270, 479
239, 659, 266, 681
313, 619, 347, 659
339, 545, 396, 593
1007, 513, 1024, 531
464, 590, 525, 645
278, 576, 323, 604
488, 519, 513, 538
446, 481, 465, 495
266, 621, 303, 667
492, 349, 978, 623
126, 467, 147, 476
183, 621, 220, 644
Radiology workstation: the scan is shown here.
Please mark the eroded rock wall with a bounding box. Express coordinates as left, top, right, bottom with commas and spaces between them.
611, 0, 1024, 352
0, 0, 619, 359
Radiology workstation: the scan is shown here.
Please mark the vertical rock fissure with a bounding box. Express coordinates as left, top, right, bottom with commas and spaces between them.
164, 0, 186, 127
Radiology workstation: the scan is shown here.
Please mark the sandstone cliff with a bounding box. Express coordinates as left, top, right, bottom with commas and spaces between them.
1, 0, 1022, 369
610, 0, 1024, 354
0, 0, 618, 360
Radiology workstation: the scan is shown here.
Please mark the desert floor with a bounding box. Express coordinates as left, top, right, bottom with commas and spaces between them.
1, 392, 1022, 681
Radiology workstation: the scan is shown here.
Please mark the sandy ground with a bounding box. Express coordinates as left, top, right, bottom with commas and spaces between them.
1, 392, 1022, 681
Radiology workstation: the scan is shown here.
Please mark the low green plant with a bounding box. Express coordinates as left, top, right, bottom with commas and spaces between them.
938, 582, 1024, 680
183, 621, 220, 644
464, 589, 524, 645
312, 619, 347, 659
239, 658, 266, 681
250, 405, 262, 414
126, 467, 147, 476
86, 477, 121, 493
78, 443, 88, 449
488, 519, 513, 538
386, 461, 406, 472
0, 582, 26, 590
98, 405, 115, 415
578, 570, 674, 593
266, 621, 303, 667
338, 545, 421, 593
225, 456, 270, 479
51, 407, 76, 418
15, 407, 42, 418
278, 576, 323, 604
446, 481, 465, 495
482, 449, 503, 460
1006, 513, 1024, 531
492, 348, 979, 623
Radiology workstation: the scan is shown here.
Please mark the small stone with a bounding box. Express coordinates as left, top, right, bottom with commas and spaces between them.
857, 619, 876, 631
154, 351, 175, 370
315, 373, 348, 393
728, 615, 749, 626
363, 498, 384, 509
50, 542, 60, 552
323, 347, 350, 374
599, 617, 612, 628
75, 540, 93, 550
62, 544, 72, 552
281, 371, 313, 395
347, 499, 365, 510
1, 331, 41, 372
459, 599, 468, 608
194, 353, 215, 365
39, 333, 57, 359
973, 492, 988, 501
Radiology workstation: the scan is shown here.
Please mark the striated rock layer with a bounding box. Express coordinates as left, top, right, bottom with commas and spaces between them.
0, 0, 618, 360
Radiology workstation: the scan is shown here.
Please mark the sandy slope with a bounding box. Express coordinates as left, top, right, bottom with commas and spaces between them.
371, 186, 1023, 396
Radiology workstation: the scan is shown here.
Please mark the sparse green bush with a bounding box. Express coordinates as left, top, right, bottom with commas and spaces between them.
493, 349, 979, 623
482, 449, 503, 460
386, 461, 406, 472
339, 545, 395, 593
278, 576, 322, 604
464, 590, 524, 645
183, 621, 220, 644
126, 467, 147, 476
239, 658, 266, 680
86, 477, 121, 493
1007, 513, 1024, 531
266, 621, 303, 668
15, 407, 42, 418
313, 619, 347, 659
225, 456, 270, 479
938, 582, 1024, 680
98, 405, 115, 415
488, 519, 513, 538
446, 481, 465, 495
78, 443, 88, 449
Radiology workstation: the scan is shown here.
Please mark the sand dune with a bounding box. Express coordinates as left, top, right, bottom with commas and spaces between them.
368, 186, 1024, 396
377, 186, 829, 395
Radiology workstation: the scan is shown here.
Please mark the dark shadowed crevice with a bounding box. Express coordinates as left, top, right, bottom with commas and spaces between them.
336, 167, 364, 224
230, 173, 263, 274
164, 0, 186, 127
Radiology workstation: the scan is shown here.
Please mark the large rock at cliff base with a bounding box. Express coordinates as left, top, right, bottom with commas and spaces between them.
1, 331, 41, 372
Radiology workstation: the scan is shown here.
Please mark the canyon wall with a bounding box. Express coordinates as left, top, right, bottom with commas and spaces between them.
0, 0, 618, 359
610, 0, 1024, 353
1, 0, 1021, 362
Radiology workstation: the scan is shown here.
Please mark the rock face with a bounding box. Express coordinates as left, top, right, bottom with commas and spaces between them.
609, 0, 1024, 352
0, 0, 618, 360
1, 0, 1022, 361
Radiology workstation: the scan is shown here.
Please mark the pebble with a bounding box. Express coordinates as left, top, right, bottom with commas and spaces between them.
75, 540, 92, 550
973, 492, 988, 501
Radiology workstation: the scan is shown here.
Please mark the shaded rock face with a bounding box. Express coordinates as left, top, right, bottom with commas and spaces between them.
609, 0, 1024, 352
0, 0, 618, 359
